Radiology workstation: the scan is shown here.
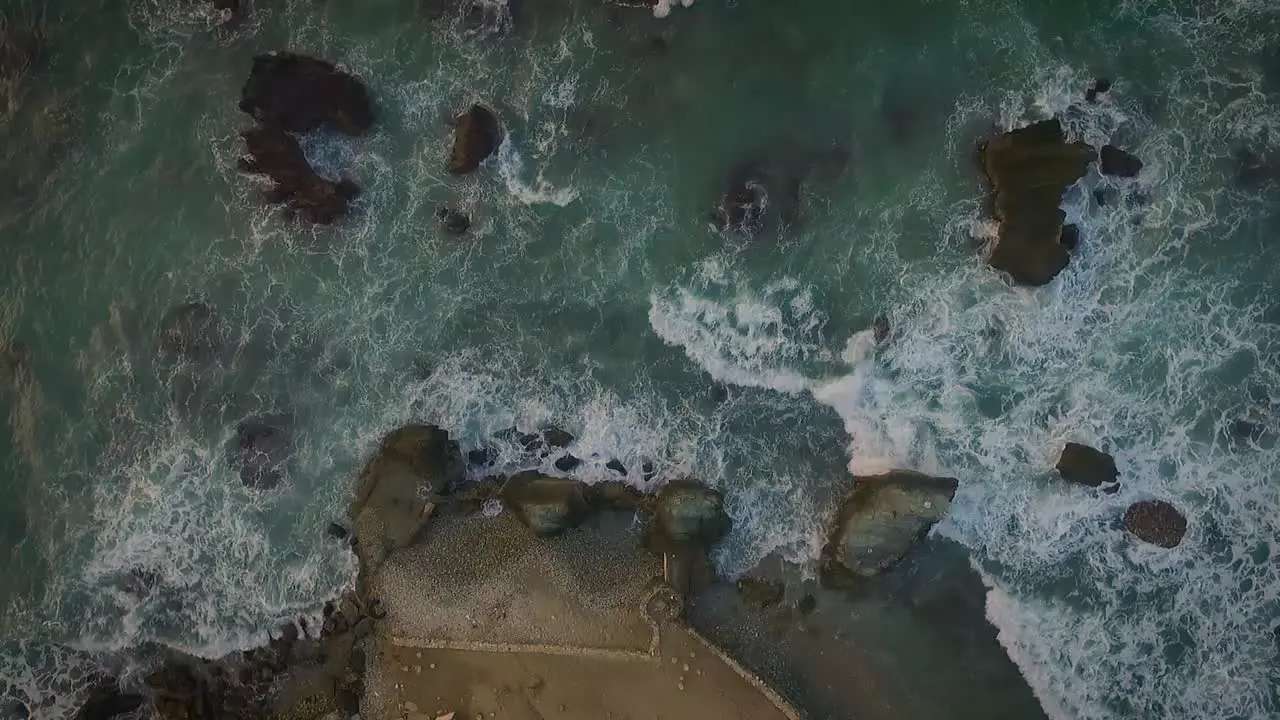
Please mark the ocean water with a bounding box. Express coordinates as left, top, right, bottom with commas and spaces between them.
1, 0, 1278, 717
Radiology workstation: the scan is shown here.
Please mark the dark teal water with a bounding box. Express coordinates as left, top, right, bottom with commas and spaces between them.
1, 0, 1279, 718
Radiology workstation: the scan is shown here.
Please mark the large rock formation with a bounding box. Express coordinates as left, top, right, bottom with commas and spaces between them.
822, 471, 959, 583
1122, 499, 1187, 548
978, 119, 1096, 285
448, 104, 502, 174
1055, 442, 1119, 487
239, 125, 360, 225
350, 424, 464, 579
239, 52, 374, 135
501, 471, 591, 537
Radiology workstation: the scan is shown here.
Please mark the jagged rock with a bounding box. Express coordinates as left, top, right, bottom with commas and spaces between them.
467, 447, 497, 467
540, 426, 575, 448
645, 479, 730, 552
872, 315, 891, 344
586, 480, 642, 511
158, 301, 222, 364
351, 425, 464, 577
226, 414, 294, 489
1100, 144, 1143, 178
553, 454, 582, 472
435, 207, 471, 235
73, 679, 144, 720
821, 471, 959, 581
448, 104, 501, 174
606, 458, 628, 476
978, 119, 1096, 285
239, 52, 374, 135
239, 125, 360, 225
1055, 442, 1118, 487
735, 577, 785, 610
500, 471, 591, 537
1122, 500, 1187, 548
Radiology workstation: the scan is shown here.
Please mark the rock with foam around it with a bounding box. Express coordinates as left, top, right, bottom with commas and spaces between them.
1055, 442, 1119, 487
645, 479, 730, 552
448, 104, 501, 174
1122, 499, 1187, 548
239, 52, 374, 135
501, 471, 591, 537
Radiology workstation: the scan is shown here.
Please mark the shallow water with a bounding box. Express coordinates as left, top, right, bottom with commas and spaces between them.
1, 0, 1279, 717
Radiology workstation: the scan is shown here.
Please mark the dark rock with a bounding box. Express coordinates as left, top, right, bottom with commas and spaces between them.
1055, 442, 1118, 487
1122, 500, 1187, 548
736, 577, 785, 610
367, 598, 387, 619
708, 382, 729, 404
641, 461, 656, 482
540, 426, 574, 448
645, 479, 730, 552
120, 567, 162, 599
353, 617, 374, 639
239, 52, 374, 135
239, 125, 360, 225
159, 301, 222, 364
1085, 77, 1112, 104
226, 414, 294, 490
1100, 144, 1143, 178
1101, 483, 1121, 495
586, 480, 642, 511
351, 425, 465, 576
468, 447, 497, 467
1059, 223, 1080, 251
326, 522, 349, 540
872, 315, 891, 344
500, 471, 591, 537
336, 688, 360, 714
553, 454, 582, 472
712, 169, 768, 238
978, 119, 1096, 285
73, 679, 144, 720
796, 594, 817, 616
435, 207, 471, 235
822, 471, 959, 581
448, 104, 502, 174
605, 458, 628, 476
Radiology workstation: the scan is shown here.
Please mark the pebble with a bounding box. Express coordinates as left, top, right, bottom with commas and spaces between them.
405, 702, 419, 712
430, 663, 437, 669
416, 651, 422, 659
415, 666, 422, 674
682, 664, 689, 672
401, 666, 409, 672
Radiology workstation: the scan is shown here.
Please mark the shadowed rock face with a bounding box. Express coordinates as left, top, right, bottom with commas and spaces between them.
979, 119, 1096, 286
239, 52, 374, 136
158, 301, 222, 364
239, 125, 360, 225
1123, 500, 1187, 548
448, 104, 502, 174
822, 471, 959, 583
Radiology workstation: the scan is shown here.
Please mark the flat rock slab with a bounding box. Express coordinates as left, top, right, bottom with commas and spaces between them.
372, 511, 660, 653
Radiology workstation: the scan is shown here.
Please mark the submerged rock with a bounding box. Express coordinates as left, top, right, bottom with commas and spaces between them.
1085, 77, 1112, 104
586, 480, 643, 511
1059, 223, 1080, 251
351, 424, 464, 576
158, 301, 222, 365
645, 479, 730, 552
226, 415, 294, 490
1100, 144, 1143, 178
435, 207, 471, 235
501, 471, 591, 537
1122, 499, 1187, 548
239, 125, 360, 225
872, 315, 891, 345
712, 170, 769, 238
239, 52, 374, 135
448, 104, 502, 174
1055, 442, 1119, 487
735, 577, 785, 610
978, 119, 1096, 285
821, 471, 959, 582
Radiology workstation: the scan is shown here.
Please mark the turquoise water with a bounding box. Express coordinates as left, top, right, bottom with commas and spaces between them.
1, 0, 1279, 717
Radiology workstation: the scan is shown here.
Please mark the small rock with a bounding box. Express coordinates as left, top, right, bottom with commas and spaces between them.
641, 461, 657, 482
605, 459, 627, 476
467, 447, 497, 467
553, 454, 582, 472
326, 522, 349, 540
1055, 442, 1119, 487
501, 471, 591, 536
448, 104, 502, 174
1059, 223, 1080, 252
540, 427, 574, 449
872, 315, 891, 344
1085, 77, 1112, 103
435, 208, 471, 235
1122, 499, 1187, 548
1100, 144, 1143, 178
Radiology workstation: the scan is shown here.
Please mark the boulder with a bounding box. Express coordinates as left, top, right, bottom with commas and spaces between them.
1100, 144, 1143, 178
586, 480, 642, 511
239, 52, 374, 135
500, 471, 591, 537
226, 415, 294, 490
1059, 223, 1080, 251
644, 479, 730, 552
239, 125, 361, 225
351, 425, 465, 576
978, 119, 1096, 285
158, 301, 222, 364
605, 458, 628, 476
435, 207, 471, 235
540, 426, 575, 448
448, 104, 502, 174
822, 471, 959, 581
553, 454, 582, 472
1055, 442, 1119, 487
1122, 500, 1187, 548
872, 315, 891, 344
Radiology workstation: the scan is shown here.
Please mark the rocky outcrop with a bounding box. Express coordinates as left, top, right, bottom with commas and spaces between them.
978, 119, 1096, 285
643, 479, 730, 552
238, 125, 360, 225
1100, 144, 1143, 178
351, 424, 464, 579
448, 104, 501, 174
501, 471, 591, 536
226, 415, 294, 489
1055, 442, 1119, 488
158, 301, 222, 364
821, 471, 959, 583
239, 52, 374, 136
1122, 499, 1187, 548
